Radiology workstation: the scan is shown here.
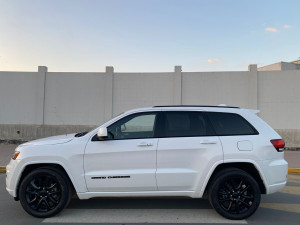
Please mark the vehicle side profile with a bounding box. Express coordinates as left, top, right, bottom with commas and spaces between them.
6, 105, 288, 219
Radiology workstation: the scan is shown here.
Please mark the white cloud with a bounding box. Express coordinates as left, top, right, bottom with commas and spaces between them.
284, 25, 292, 29
265, 27, 278, 32
207, 58, 222, 63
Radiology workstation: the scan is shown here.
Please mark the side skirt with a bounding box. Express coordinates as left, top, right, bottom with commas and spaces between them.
77, 191, 197, 199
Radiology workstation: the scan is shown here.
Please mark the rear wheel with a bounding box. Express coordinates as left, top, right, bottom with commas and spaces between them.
19, 167, 72, 218
208, 168, 261, 220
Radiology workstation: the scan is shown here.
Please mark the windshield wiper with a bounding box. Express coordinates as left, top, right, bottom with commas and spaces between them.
74, 131, 88, 137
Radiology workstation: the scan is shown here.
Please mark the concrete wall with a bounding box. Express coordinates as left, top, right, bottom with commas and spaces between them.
44, 72, 107, 125
0, 71, 44, 125
258, 70, 300, 129
113, 72, 175, 116
182, 71, 255, 108
0, 65, 300, 147
258, 70, 300, 147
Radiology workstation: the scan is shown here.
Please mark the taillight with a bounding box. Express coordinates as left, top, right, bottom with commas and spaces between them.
270, 139, 285, 152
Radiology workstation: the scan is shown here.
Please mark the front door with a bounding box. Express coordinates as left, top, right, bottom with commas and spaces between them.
84, 112, 159, 192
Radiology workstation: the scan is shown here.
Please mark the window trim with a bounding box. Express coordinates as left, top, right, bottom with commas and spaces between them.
91, 110, 259, 141
92, 111, 161, 141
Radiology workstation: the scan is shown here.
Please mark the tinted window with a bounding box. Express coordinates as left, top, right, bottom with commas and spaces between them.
162, 111, 214, 137
206, 112, 258, 136
107, 113, 157, 140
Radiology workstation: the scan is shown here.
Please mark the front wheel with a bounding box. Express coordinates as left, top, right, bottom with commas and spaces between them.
208, 168, 261, 220
19, 167, 72, 218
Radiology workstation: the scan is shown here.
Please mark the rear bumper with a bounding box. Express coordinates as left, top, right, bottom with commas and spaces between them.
268, 181, 286, 194
261, 158, 288, 194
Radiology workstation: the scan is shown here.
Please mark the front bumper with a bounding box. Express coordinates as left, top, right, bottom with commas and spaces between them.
6, 158, 21, 198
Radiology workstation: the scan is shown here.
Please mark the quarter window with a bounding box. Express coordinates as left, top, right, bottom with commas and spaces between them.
206, 112, 258, 136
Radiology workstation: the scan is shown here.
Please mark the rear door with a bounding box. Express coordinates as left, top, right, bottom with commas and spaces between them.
156, 111, 223, 191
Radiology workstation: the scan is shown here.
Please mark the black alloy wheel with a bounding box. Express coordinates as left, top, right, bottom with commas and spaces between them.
25, 174, 61, 211
209, 168, 261, 220
19, 167, 72, 218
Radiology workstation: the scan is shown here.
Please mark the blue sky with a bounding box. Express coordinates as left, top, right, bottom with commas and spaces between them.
0, 0, 299, 72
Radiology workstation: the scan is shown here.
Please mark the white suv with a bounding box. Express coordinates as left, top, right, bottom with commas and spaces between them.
6, 105, 288, 220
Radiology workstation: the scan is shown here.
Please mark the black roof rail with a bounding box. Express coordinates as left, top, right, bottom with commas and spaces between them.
153, 105, 240, 109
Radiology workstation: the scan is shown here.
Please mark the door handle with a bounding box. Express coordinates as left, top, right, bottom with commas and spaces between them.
200, 140, 217, 144
137, 142, 153, 147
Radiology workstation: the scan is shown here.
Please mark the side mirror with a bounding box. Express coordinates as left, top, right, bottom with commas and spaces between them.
97, 127, 108, 140
121, 124, 126, 132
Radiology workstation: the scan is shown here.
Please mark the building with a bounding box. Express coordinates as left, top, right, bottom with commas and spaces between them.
258, 59, 300, 71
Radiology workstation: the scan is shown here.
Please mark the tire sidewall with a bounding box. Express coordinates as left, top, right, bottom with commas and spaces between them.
209, 169, 261, 220
19, 168, 71, 218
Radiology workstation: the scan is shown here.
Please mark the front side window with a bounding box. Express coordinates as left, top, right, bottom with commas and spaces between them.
162, 111, 214, 137
107, 112, 157, 140
205, 112, 258, 136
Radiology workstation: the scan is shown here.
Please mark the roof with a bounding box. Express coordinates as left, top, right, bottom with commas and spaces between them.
153, 105, 239, 109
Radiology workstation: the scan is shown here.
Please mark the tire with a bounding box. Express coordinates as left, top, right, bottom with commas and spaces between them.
208, 168, 261, 220
19, 167, 72, 218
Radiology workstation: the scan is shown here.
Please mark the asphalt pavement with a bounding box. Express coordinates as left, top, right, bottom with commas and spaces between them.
1, 173, 300, 225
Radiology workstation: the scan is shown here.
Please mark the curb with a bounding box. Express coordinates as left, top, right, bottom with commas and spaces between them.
0, 166, 300, 174
288, 168, 300, 175
0, 166, 6, 173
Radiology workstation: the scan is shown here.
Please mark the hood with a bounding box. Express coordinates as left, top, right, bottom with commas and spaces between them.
21, 133, 75, 146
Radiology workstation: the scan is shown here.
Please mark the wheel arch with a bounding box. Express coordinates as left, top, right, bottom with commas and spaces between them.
202, 162, 267, 196
15, 162, 77, 201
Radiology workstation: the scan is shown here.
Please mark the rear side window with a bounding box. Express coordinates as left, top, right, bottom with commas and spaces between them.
206, 112, 258, 136
162, 111, 215, 137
